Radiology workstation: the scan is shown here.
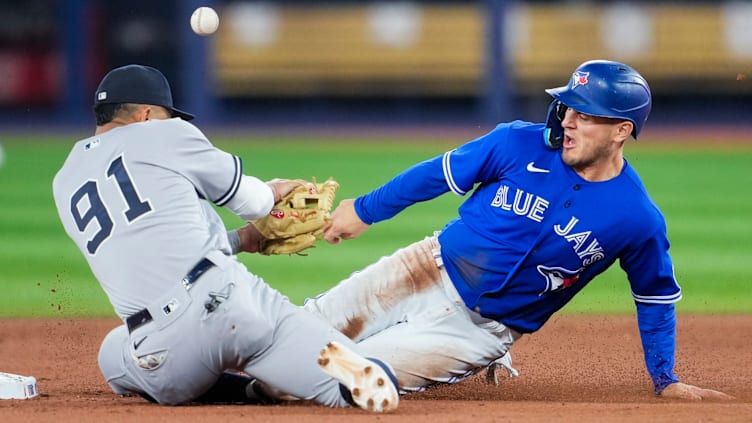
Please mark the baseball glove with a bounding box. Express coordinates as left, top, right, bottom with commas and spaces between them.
251, 178, 339, 255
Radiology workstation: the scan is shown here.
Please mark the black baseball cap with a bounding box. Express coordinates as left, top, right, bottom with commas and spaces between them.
94, 64, 195, 121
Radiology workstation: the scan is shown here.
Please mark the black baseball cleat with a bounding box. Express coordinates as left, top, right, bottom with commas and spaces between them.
192, 372, 282, 405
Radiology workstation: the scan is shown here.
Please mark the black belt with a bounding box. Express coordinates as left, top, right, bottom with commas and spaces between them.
126, 258, 215, 333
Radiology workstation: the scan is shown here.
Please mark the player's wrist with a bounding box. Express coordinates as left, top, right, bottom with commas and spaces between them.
227, 229, 241, 254
267, 181, 280, 203
653, 373, 680, 395
353, 197, 375, 225
237, 223, 267, 254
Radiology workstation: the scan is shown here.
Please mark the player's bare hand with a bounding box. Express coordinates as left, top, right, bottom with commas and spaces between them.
659, 382, 734, 401
266, 178, 306, 203
324, 199, 370, 244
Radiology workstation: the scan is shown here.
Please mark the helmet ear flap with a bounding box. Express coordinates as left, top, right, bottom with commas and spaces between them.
544, 100, 566, 149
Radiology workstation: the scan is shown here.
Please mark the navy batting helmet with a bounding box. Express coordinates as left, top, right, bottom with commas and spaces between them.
544, 60, 652, 149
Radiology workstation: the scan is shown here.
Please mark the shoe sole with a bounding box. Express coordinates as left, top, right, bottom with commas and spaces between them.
318, 341, 399, 412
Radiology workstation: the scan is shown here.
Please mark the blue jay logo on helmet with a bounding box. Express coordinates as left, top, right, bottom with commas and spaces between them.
543, 60, 652, 149
572, 71, 589, 88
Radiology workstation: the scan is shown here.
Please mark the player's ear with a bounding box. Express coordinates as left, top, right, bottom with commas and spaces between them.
127, 105, 150, 122
614, 120, 633, 142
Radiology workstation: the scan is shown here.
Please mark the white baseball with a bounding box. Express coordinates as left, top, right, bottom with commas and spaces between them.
191, 7, 219, 36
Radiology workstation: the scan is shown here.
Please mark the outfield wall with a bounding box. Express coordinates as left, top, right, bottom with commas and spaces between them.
0, 1, 750, 127
213, 2, 752, 97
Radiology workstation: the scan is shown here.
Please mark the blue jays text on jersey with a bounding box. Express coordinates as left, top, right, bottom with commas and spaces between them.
355, 120, 682, 391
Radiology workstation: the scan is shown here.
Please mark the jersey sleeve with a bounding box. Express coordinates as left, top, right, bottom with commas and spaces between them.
619, 223, 682, 305
617, 172, 683, 393
621, 216, 681, 393
355, 154, 451, 224
355, 124, 516, 224
154, 119, 242, 206
439, 124, 516, 195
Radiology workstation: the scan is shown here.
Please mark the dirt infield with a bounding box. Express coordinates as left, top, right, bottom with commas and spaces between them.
1, 315, 750, 422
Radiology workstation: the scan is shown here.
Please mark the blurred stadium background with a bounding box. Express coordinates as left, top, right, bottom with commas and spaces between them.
0, 0, 751, 130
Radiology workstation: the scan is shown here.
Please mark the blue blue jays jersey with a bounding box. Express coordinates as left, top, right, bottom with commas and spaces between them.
356, 121, 682, 391
438, 123, 681, 333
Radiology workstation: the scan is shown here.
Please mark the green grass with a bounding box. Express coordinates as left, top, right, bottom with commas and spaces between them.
1, 136, 750, 317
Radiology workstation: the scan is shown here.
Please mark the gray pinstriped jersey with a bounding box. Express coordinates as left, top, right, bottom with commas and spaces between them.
53, 118, 242, 318
54, 117, 375, 407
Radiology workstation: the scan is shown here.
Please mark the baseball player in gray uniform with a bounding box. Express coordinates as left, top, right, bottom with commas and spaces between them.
52, 64, 399, 412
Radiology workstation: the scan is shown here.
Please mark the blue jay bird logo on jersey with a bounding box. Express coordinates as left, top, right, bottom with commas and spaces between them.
537, 265, 582, 295
572, 71, 589, 88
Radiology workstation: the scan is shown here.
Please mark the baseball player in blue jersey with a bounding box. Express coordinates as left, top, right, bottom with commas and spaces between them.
52, 64, 399, 411
303, 60, 732, 400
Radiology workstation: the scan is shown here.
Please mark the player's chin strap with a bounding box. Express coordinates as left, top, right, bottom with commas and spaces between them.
485, 352, 520, 385
544, 100, 565, 150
